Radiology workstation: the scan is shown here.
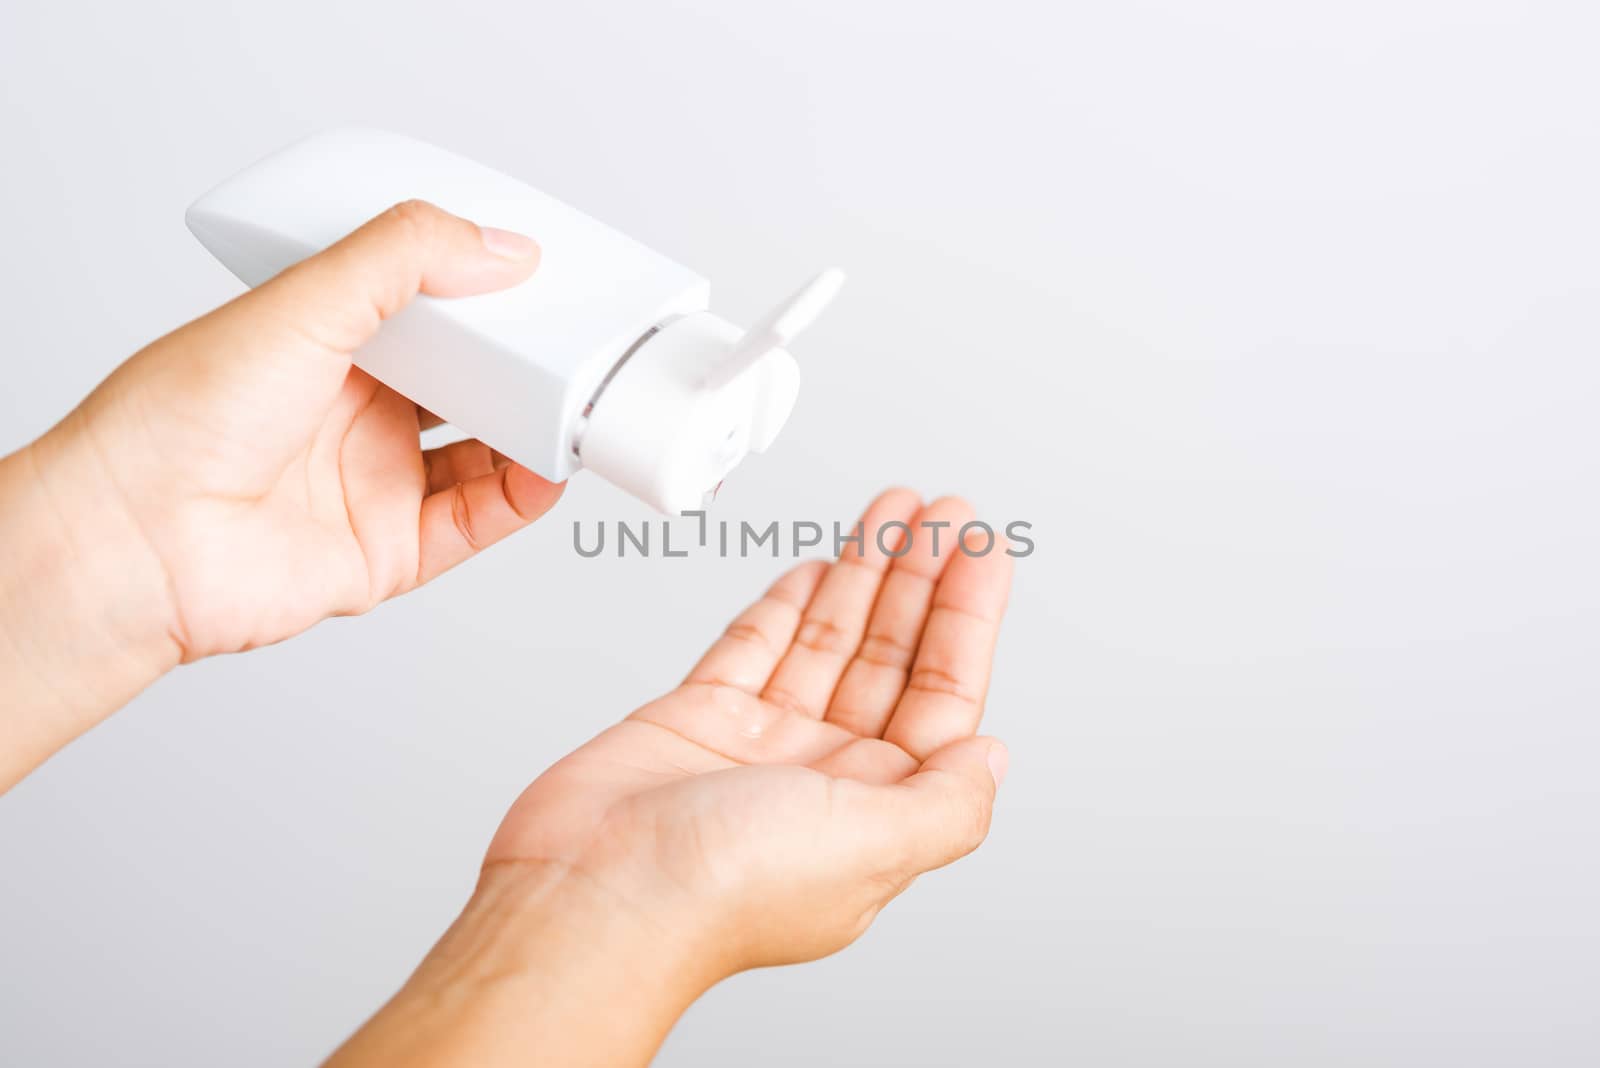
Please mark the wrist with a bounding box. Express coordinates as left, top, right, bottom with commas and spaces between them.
329, 860, 725, 1068
0, 420, 181, 790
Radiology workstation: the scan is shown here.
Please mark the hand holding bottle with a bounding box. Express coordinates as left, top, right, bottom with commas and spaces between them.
0, 201, 561, 788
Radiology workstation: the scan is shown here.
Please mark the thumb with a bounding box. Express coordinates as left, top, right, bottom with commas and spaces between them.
237, 198, 540, 357
852, 735, 1007, 879
145, 200, 539, 448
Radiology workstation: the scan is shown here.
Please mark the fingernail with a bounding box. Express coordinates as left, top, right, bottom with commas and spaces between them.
479, 226, 539, 261
986, 743, 1009, 788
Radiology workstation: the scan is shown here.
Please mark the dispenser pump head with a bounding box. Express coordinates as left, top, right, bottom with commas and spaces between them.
704, 267, 847, 388
576, 269, 847, 514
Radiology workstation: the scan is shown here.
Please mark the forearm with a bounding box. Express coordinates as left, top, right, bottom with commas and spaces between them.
327, 860, 720, 1068
0, 423, 179, 790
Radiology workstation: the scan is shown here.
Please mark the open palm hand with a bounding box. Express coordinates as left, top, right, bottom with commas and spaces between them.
486, 489, 1013, 972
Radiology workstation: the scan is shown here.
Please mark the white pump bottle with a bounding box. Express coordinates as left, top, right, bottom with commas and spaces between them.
185, 127, 844, 513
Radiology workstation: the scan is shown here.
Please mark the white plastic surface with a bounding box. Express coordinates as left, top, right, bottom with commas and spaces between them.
186, 127, 842, 512
578, 313, 801, 513
187, 127, 707, 483
704, 268, 847, 389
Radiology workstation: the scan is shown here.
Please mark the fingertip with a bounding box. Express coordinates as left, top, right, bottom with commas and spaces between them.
986, 739, 1009, 789
259, 200, 544, 356
843, 487, 923, 563
478, 225, 540, 263
918, 735, 1003, 789
503, 463, 565, 521
375, 200, 539, 298
901, 735, 1003, 864
875, 486, 923, 511
936, 519, 1015, 603
888, 496, 976, 573
927, 493, 974, 515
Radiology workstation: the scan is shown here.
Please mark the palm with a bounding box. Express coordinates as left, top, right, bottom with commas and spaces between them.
92, 355, 561, 660
174, 371, 426, 649
486, 490, 1013, 965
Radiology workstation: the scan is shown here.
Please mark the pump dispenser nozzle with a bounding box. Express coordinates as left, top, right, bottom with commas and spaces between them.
576, 269, 845, 514
704, 268, 847, 389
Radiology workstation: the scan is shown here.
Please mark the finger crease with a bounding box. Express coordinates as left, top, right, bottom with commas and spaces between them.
761, 685, 812, 719
930, 602, 1001, 626
450, 483, 483, 550
499, 462, 532, 520
722, 620, 779, 651
794, 619, 857, 658
906, 665, 981, 705
857, 633, 917, 671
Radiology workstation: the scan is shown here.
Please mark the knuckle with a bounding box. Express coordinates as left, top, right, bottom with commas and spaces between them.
359, 199, 445, 323
928, 494, 974, 514
380, 199, 447, 257
386, 197, 439, 230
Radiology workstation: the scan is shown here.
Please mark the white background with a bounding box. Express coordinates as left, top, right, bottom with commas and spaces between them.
2, 1, 1598, 1064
